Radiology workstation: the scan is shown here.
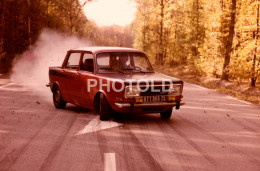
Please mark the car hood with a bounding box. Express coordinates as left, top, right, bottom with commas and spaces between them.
98, 72, 182, 84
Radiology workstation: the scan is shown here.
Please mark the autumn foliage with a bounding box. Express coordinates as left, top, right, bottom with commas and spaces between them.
0, 0, 259, 87
133, 0, 260, 87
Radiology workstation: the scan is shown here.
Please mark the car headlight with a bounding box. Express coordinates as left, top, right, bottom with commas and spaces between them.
168, 84, 181, 96
125, 86, 140, 98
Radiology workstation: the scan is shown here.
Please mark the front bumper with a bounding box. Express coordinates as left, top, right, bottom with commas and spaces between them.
115, 100, 185, 108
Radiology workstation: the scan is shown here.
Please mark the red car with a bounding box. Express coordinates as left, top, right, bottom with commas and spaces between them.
48, 47, 184, 120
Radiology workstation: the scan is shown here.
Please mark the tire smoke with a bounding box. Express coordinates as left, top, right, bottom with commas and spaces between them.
11, 29, 91, 102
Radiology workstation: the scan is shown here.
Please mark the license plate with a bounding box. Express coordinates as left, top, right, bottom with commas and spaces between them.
143, 96, 167, 103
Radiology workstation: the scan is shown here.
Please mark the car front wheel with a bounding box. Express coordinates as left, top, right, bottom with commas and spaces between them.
53, 87, 66, 109
99, 93, 111, 121
160, 109, 172, 120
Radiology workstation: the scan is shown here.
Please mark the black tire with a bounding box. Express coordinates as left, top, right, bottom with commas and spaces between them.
99, 93, 111, 121
53, 87, 66, 109
160, 109, 172, 120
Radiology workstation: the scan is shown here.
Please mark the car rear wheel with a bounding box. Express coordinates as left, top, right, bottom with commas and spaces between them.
160, 109, 172, 120
53, 87, 66, 109
99, 93, 111, 121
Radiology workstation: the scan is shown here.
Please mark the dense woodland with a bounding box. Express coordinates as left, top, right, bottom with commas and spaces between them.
0, 0, 133, 74
0, 0, 259, 87
133, 0, 260, 87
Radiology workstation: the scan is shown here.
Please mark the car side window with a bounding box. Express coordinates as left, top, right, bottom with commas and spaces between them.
65, 53, 81, 70
80, 53, 94, 72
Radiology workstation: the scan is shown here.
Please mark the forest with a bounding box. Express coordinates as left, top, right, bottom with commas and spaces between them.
0, 0, 259, 87
0, 0, 133, 74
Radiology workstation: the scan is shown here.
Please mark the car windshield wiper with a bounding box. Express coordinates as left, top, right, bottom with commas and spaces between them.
121, 68, 145, 73
98, 68, 125, 74
117, 70, 125, 74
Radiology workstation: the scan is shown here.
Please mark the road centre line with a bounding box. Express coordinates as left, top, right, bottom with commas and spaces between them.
104, 153, 116, 171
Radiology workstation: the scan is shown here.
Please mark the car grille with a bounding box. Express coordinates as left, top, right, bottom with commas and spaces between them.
141, 107, 164, 112
139, 86, 170, 96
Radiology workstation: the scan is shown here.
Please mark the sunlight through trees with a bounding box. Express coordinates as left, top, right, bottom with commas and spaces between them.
133, 0, 260, 87
0, 0, 259, 87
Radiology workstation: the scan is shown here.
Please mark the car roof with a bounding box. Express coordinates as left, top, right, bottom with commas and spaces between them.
69, 46, 144, 54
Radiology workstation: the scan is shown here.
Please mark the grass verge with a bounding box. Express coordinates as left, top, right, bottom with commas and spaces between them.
155, 65, 260, 105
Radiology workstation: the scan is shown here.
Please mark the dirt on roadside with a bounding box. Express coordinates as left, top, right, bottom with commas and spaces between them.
155, 65, 260, 105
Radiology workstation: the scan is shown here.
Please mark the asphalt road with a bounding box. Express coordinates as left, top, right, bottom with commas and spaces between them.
0, 80, 260, 171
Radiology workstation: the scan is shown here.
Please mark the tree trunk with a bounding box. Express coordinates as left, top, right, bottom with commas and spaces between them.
27, 0, 32, 51
142, 24, 146, 51
159, 0, 164, 65
195, 0, 199, 57
69, 0, 73, 34
0, 0, 5, 54
251, 0, 259, 87
221, 0, 236, 81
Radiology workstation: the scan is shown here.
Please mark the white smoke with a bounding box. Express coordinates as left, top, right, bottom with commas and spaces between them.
11, 29, 91, 102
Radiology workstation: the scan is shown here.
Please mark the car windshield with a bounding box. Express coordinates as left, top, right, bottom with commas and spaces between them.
96, 52, 154, 73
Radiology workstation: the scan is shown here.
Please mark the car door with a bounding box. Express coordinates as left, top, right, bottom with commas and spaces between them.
61, 52, 82, 104
76, 52, 96, 108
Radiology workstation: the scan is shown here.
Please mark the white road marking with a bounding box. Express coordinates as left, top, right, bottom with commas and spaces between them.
75, 117, 122, 135
0, 83, 15, 89
104, 153, 116, 171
